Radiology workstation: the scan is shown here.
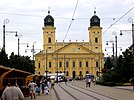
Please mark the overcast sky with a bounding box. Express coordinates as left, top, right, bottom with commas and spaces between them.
0, 0, 134, 58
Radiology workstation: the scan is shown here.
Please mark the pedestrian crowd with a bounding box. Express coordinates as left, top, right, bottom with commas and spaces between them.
27, 77, 55, 99
1, 77, 55, 100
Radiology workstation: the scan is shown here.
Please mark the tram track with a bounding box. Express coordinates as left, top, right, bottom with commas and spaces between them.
53, 83, 118, 100
53, 87, 61, 100
68, 84, 118, 100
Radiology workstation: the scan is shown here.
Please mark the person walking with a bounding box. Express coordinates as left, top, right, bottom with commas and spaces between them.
44, 79, 49, 95
51, 79, 55, 89
36, 79, 41, 95
129, 76, 134, 90
41, 79, 45, 94
1, 80, 24, 100
64, 77, 67, 85
28, 81, 37, 99
86, 78, 91, 87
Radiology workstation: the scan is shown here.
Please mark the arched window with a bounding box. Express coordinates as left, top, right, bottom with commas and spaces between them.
86, 61, 88, 67
96, 61, 99, 67
66, 71, 69, 76
48, 37, 51, 43
66, 62, 68, 67
95, 37, 98, 43
49, 62, 51, 68
38, 63, 40, 68
79, 61, 82, 67
73, 61, 75, 67
86, 71, 89, 74
59, 62, 62, 67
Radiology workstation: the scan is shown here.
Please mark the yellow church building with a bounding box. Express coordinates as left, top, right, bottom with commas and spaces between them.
35, 10, 104, 79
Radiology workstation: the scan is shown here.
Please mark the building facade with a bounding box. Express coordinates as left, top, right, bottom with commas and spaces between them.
35, 10, 104, 79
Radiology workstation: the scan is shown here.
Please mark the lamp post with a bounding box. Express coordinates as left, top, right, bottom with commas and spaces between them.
17, 34, 23, 56
25, 41, 41, 64
19, 42, 29, 55
112, 32, 118, 59
32, 41, 36, 61
3, 19, 9, 50
46, 50, 48, 79
56, 51, 58, 83
128, 18, 134, 62
120, 17, 134, 62
64, 55, 66, 76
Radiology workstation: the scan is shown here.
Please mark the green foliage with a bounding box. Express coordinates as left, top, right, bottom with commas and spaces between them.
96, 80, 123, 86
102, 48, 134, 84
0, 48, 8, 66
104, 57, 114, 69
0, 49, 35, 73
8, 52, 35, 73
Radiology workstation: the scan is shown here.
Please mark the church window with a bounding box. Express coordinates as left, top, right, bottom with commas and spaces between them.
66, 71, 69, 76
95, 37, 98, 43
96, 61, 99, 67
49, 62, 51, 68
86, 61, 88, 67
79, 61, 82, 67
78, 48, 80, 50
79, 71, 82, 76
48, 37, 51, 43
59, 62, 62, 67
96, 71, 99, 77
38, 63, 40, 68
66, 62, 69, 67
86, 71, 89, 74
95, 47, 98, 49
73, 61, 75, 67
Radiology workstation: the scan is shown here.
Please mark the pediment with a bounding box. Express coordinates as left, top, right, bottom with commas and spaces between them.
56, 43, 94, 54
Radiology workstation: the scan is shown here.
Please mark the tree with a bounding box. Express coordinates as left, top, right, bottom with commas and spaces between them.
104, 57, 114, 69
0, 48, 8, 66
116, 49, 133, 82
102, 48, 134, 83
8, 52, 35, 73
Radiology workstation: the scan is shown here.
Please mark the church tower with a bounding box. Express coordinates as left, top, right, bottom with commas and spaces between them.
42, 10, 56, 53
88, 11, 103, 53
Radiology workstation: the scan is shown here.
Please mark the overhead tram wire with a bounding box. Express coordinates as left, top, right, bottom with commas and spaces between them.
95, 6, 134, 41
0, 12, 134, 20
63, 0, 79, 41
103, 6, 134, 34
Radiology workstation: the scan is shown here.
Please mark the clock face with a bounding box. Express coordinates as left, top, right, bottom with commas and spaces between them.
94, 18, 98, 22
47, 18, 51, 22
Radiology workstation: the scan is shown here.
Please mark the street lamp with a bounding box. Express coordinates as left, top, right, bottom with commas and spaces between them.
46, 50, 48, 79
106, 40, 115, 58
120, 17, 134, 62
112, 32, 118, 59
64, 55, 66, 76
3, 19, 9, 50
19, 42, 29, 55
56, 51, 58, 83
25, 41, 41, 63
17, 34, 23, 56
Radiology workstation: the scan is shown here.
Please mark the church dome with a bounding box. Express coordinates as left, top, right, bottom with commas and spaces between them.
90, 11, 100, 27
44, 11, 54, 26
